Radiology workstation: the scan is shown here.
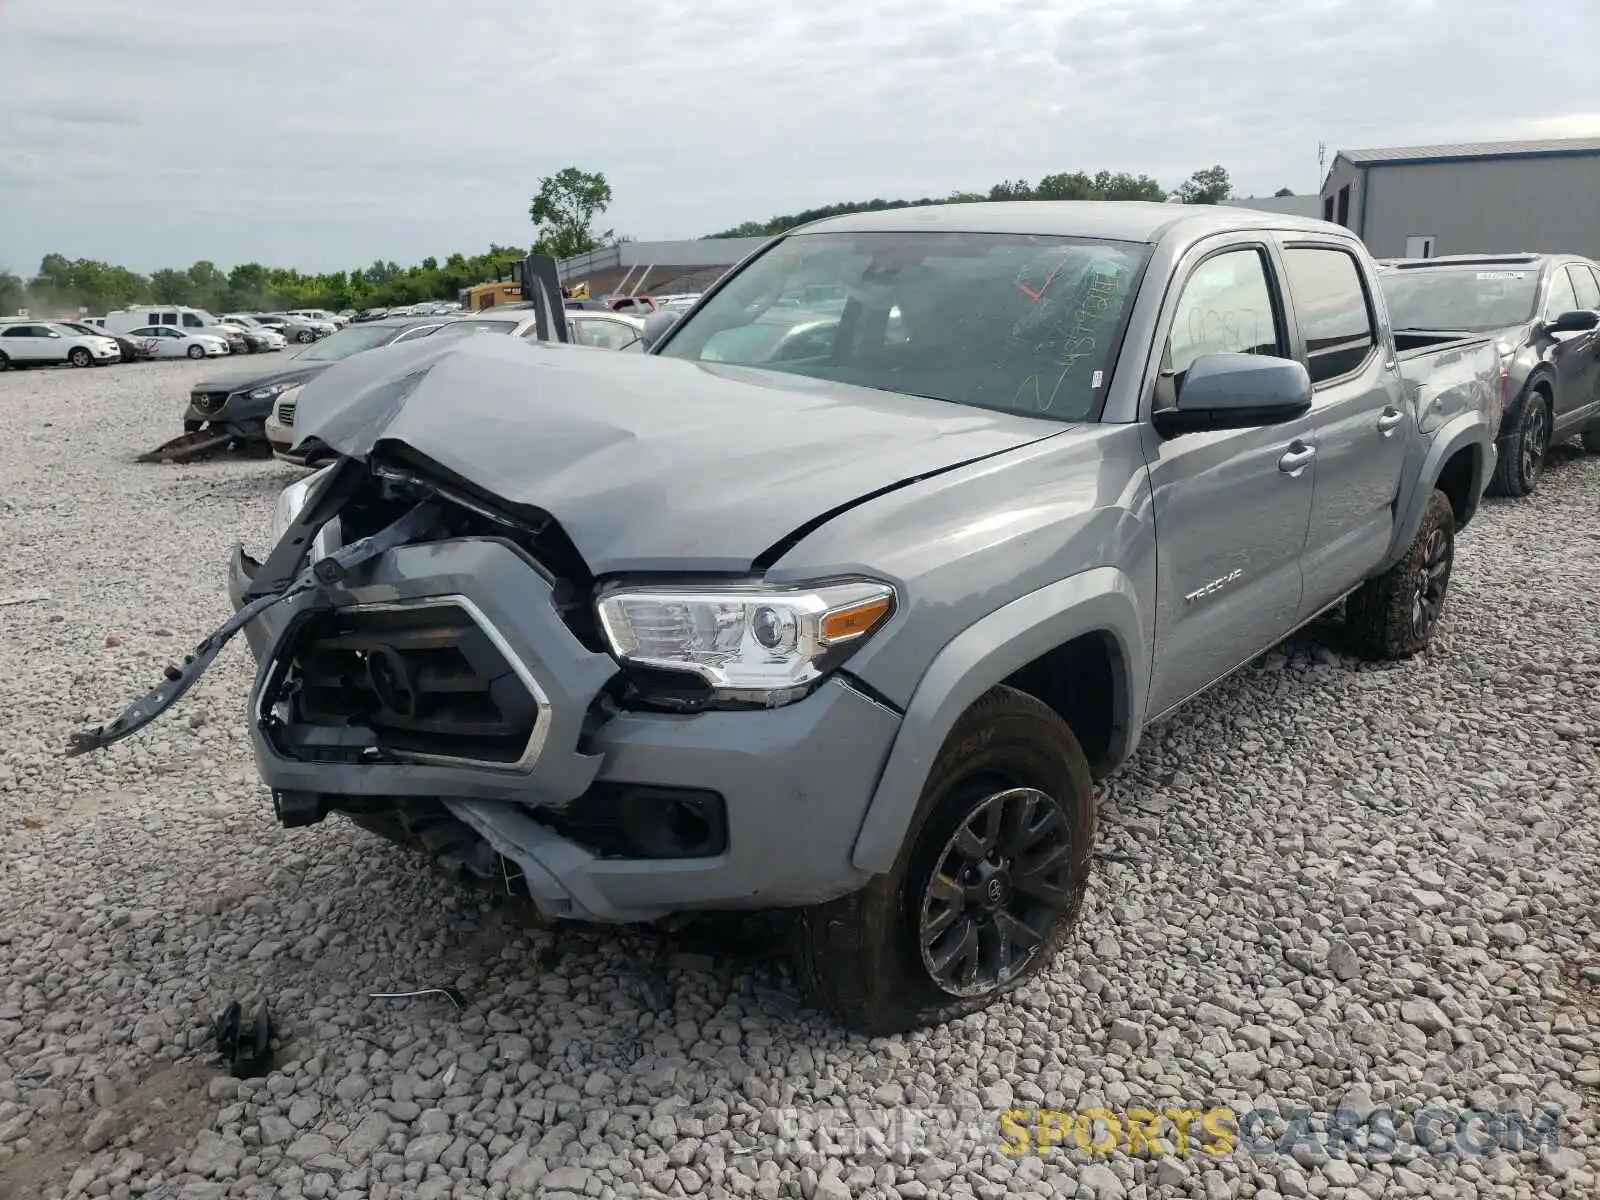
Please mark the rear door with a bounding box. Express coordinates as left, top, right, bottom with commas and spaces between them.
1281, 241, 1408, 616
1, 324, 50, 362
1542, 265, 1600, 433
1141, 237, 1316, 717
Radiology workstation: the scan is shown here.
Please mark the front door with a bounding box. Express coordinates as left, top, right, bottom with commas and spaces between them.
1, 324, 52, 363
1142, 241, 1315, 717
1282, 242, 1410, 614
1545, 264, 1600, 437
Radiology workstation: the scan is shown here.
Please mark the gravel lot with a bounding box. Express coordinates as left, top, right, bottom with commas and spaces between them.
0, 359, 1596, 1200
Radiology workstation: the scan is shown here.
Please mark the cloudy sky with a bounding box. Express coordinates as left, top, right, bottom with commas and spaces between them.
2, 0, 1596, 276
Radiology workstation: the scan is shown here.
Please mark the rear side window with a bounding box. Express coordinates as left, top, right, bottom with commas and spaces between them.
1284, 248, 1376, 384
1566, 265, 1599, 311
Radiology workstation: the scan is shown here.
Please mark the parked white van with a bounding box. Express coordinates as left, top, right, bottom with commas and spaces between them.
103, 306, 245, 353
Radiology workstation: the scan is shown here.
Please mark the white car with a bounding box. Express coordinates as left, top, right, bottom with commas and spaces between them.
218, 314, 289, 351
124, 326, 230, 359
0, 321, 121, 369
435, 308, 645, 349
273, 312, 336, 336
287, 308, 347, 328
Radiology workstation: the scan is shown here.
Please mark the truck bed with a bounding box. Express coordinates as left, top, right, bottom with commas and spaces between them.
1392, 329, 1502, 443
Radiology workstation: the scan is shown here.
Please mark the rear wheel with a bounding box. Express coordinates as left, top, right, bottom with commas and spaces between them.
793, 686, 1096, 1033
1490, 389, 1549, 497
187, 344, 206, 360
1346, 488, 1455, 660
296, 329, 315, 344
68, 347, 93, 368
0, 351, 9, 371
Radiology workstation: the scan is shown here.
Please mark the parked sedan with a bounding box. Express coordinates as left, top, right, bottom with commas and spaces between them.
248, 314, 323, 344
56, 321, 147, 362
190, 317, 451, 454
0, 321, 122, 369
267, 311, 336, 338
125, 326, 230, 359
218, 314, 289, 353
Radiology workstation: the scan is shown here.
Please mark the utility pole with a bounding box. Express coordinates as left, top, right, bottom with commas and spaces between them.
1317, 141, 1326, 191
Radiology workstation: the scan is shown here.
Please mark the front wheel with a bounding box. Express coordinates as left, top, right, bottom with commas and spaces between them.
1490, 390, 1549, 497
68, 347, 93, 368
296, 330, 315, 344
793, 686, 1096, 1033
187, 344, 206, 360
1345, 488, 1455, 660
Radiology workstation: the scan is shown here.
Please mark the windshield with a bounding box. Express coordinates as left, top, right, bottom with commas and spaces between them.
655, 230, 1150, 422
1379, 267, 1541, 332
293, 324, 409, 361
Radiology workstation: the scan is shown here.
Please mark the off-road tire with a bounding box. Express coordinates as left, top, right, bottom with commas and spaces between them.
1490, 388, 1549, 497
1581, 423, 1600, 454
68, 347, 93, 368
1346, 488, 1455, 660
793, 685, 1096, 1034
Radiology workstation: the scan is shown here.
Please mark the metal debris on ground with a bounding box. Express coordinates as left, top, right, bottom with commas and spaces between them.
213, 999, 275, 1078
0, 589, 50, 609
136, 429, 239, 464
366, 986, 469, 1012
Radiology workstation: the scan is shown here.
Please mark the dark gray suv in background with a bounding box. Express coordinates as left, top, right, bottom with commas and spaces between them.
1379, 252, 1600, 496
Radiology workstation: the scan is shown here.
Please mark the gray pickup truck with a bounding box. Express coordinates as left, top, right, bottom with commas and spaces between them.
72, 203, 1501, 1032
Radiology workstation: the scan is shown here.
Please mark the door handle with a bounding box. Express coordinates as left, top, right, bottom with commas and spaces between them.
1377, 406, 1404, 433
1278, 442, 1316, 475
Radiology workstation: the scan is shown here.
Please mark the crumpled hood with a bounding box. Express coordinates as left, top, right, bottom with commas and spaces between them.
288, 333, 1065, 574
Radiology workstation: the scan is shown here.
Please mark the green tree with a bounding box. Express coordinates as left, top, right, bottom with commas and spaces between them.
0, 269, 24, 314
149, 268, 191, 303
528, 167, 614, 259
1274, 186, 1295, 197
187, 261, 228, 311
1173, 165, 1232, 205
988, 178, 1034, 201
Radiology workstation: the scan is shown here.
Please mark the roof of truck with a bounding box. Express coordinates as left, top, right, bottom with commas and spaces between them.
792, 200, 1349, 244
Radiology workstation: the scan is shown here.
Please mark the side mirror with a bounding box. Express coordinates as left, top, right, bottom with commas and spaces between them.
1151, 352, 1312, 437
1543, 309, 1599, 335
640, 309, 681, 351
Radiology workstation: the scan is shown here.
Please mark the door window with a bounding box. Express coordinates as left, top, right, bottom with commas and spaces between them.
572, 317, 642, 350
1, 325, 36, 338
1566, 265, 1599, 311
1544, 267, 1579, 320
1164, 248, 1283, 388
1283, 248, 1377, 384
182, 312, 205, 328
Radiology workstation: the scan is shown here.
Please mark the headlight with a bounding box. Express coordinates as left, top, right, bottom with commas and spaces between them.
595, 580, 896, 708
248, 382, 291, 401
269, 464, 339, 560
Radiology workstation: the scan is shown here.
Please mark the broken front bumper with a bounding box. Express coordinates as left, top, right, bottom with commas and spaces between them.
225, 539, 897, 924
